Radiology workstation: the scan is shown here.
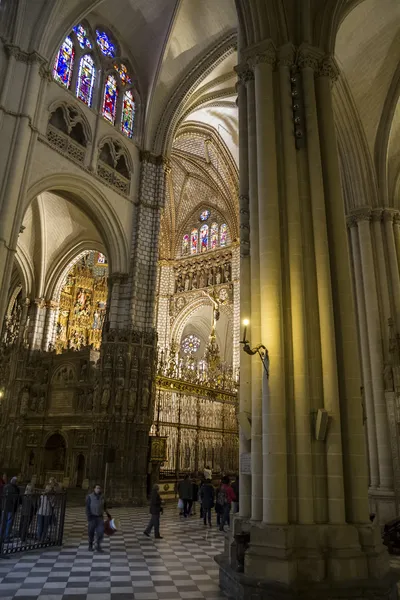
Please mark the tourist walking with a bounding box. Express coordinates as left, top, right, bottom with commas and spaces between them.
0, 476, 20, 541
144, 484, 163, 539
200, 478, 215, 527
217, 476, 236, 532
37, 485, 55, 542
86, 484, 109, 552
179, 474, 193, 518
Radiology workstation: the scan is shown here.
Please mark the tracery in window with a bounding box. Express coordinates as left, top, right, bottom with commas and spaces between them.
73, 24, 92, 49
96, 29, 116, 58
102, 75, 118, 124
181, 334, 201, 354
76, 54, 95, 106
220, 224, 228, 247
200, 224, 208, 253
121, 90, 135, 138
191, 229, 198, 255
114, 63, 132, 85
200, 209, 210, 221
210, 223, 218, 249
53, 36, 75, 88
182, 234, 189, 255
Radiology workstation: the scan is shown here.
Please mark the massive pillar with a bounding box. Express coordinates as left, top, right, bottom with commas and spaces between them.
217, 22, 394, 600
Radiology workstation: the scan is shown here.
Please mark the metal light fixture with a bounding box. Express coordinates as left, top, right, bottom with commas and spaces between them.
240, 319, 269, 378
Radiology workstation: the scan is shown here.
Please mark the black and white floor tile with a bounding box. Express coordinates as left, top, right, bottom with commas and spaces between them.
0, 505, 227, 600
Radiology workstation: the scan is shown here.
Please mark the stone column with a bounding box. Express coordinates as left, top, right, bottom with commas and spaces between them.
235, 67, 251, 519
246, 66, 263, 522
383, 209, 400, 335
347, 219, 379, 489
371, 210, 391, 359
278, 46, 313, 524
0, 49, 45, 329
354, 210, 393, 490
254, 47, 288, 526
300, 50, 346, 524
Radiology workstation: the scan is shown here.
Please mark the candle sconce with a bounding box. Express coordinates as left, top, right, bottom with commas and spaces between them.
240, 319, 269, 378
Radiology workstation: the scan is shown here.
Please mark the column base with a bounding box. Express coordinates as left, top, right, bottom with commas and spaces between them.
369, 487, 397, 524
216, 554, 398, 600
217, 519, 398, 600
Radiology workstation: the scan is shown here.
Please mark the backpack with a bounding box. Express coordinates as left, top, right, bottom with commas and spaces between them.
217, 486, 227, 506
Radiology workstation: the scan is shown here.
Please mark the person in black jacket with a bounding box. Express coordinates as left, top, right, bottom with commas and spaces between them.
0, 476, 20, 541
200, 478, 215, 527
144, 484, 163, 539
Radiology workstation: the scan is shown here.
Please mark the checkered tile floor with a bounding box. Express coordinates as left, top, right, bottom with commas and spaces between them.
0, 505, 227, 600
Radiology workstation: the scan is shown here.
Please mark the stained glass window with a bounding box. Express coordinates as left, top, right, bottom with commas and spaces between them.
200, 209, 210, 221
121, 90, 135, 138
182, 334, 201, 354
73, 24, 92, 49
220, 224, 228, 247
96, 29, 116, 57
200, 224, 208, 253
114, 63, 132, 85
102, 75, 118, 124
182, 234, 189, 255
210, 223, 218, 249
76, 54, 96, 106
53, 36, 75, 88
191, 229, 198, 255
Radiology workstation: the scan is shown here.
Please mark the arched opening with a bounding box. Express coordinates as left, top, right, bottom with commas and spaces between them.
44, 433, 66, 481
75, 453, 85, 488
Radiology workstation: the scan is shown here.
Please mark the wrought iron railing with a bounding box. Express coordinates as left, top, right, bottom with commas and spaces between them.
0, 491, 66, 555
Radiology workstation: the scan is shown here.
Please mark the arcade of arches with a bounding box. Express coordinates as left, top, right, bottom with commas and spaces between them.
1, 0, 400, 598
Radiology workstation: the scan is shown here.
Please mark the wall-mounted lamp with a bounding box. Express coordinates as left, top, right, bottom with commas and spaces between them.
240, 319, 269, 378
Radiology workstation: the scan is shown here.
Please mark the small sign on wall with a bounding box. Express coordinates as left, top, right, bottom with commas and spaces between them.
240, 452, 251, 475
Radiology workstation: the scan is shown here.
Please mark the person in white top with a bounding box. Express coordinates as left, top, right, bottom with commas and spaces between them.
37, 485, 55, 541
203, 465, 212, 481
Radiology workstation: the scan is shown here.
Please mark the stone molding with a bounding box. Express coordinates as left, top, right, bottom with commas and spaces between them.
346, 207, 372, 227
317, 56, 340, 82
4, 42, 46, 67
140, 150, 167, 166
371, 209, 383, 222
383, 208, 398, 223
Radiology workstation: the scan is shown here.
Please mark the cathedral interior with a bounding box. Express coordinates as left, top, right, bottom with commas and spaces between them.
1, 0, 400, 598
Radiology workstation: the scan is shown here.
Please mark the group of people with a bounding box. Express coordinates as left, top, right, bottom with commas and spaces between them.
0, 474, 61, 543
177, 468, 239, 532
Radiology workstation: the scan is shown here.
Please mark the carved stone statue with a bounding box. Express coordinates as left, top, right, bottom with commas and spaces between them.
38, 393, 45, 413
20, 387, 29, 416
86, 390, 93, 411
384, 363, 394, 392
128, 388, 137, 414
101, 381, 111, 411
199, 272, 206, 288
208, 271, 213, 286
80, 362, 88, 381
141, 381, 150, 410
216, 269, 221, 285
105, 351, 112, 369
224, 263, 230, 282
115, 378, 124, 412
184, 274, 190, 291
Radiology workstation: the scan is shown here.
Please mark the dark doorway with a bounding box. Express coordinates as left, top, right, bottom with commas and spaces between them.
76, 454, 85, 488
44, 433, 66, 474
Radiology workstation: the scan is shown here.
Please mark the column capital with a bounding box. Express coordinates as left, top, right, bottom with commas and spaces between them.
140, 150, 168, 167
383, 208, 399, 223
346, 208, 372, 227
245, 39, 276, 69
317, 56, 340, 82
297, 44, 324, 71
277, 43, 296, 68
371, 209, 383, 222
234, 64, 254, 83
